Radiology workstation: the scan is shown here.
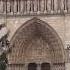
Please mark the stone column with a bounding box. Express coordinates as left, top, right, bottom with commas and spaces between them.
20, 0, 24, 15
50, 63, 54, 70
24, 0, 27, 14
34, 0, 37, 13
57, 0, 61, 13
54, 0, 58, 13
44, 0, 47, 13
14, 0, 18, 14
6, 0, 11, 14
17, 0, 20, 14
37, 0, 40, 14
60, 0, 64, 12
0, 0, 4, 14
10, 0, 14, 15
27, 0, 30, 14
40, 0, 45, 13
30, 0, 33, 13
64, 0, 67, 13
37, 63, 41, 70
51, 0, 54, 14
25, 63, 28, 70
3, 0, 6, 14
67, 0, 70, 13
47, 0, 51, 13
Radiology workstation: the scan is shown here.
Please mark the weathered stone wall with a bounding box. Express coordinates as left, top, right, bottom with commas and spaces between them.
0, 7, 70, 70
6, 16, 65, 46
5, 15, 70, 48
0, 0, 70, 70
4, 15, 70, 70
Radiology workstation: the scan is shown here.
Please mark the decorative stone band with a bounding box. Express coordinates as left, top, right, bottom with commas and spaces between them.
0, 0, 69, 16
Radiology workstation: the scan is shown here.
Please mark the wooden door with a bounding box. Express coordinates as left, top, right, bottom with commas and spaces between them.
41, 63, 50, 70
28, 63, 37, 70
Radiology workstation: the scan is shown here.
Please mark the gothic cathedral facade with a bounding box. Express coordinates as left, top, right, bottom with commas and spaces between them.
0, 0, 70, 70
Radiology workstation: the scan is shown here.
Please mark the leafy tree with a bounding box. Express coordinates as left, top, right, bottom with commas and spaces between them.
0, 53, 8, 70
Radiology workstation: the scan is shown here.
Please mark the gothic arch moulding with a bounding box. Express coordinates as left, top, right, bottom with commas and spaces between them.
7, 17, 65, 64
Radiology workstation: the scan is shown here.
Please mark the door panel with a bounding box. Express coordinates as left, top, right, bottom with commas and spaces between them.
28, 63, 37, 70
41, 63, 50, 70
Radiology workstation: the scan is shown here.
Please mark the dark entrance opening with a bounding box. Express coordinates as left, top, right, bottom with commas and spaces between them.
28, 63, 37, 70
41, 63, 50, 70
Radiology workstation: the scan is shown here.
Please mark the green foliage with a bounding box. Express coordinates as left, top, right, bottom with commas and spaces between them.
0, 61, 6, 70
0, 53, 8, 70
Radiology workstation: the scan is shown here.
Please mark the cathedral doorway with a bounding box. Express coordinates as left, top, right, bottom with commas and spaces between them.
28, 63, 50, 70
7, 18, 65, 70
28, 63, 37, 70
41, 63, 50, 70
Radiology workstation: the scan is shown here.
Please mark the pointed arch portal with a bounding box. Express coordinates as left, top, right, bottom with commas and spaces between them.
7, 18, 65, 70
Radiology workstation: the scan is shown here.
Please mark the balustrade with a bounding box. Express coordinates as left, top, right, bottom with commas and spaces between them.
0, 0, 69, 16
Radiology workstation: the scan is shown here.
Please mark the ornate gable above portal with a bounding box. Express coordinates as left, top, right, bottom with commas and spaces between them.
7, 18, 65, 64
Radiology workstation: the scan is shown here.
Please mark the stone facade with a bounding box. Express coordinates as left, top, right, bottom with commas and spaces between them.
0, 0, 70, 70
0, 0, 69, 15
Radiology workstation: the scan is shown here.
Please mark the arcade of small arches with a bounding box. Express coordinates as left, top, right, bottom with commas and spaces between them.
6, 18, 65, 70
